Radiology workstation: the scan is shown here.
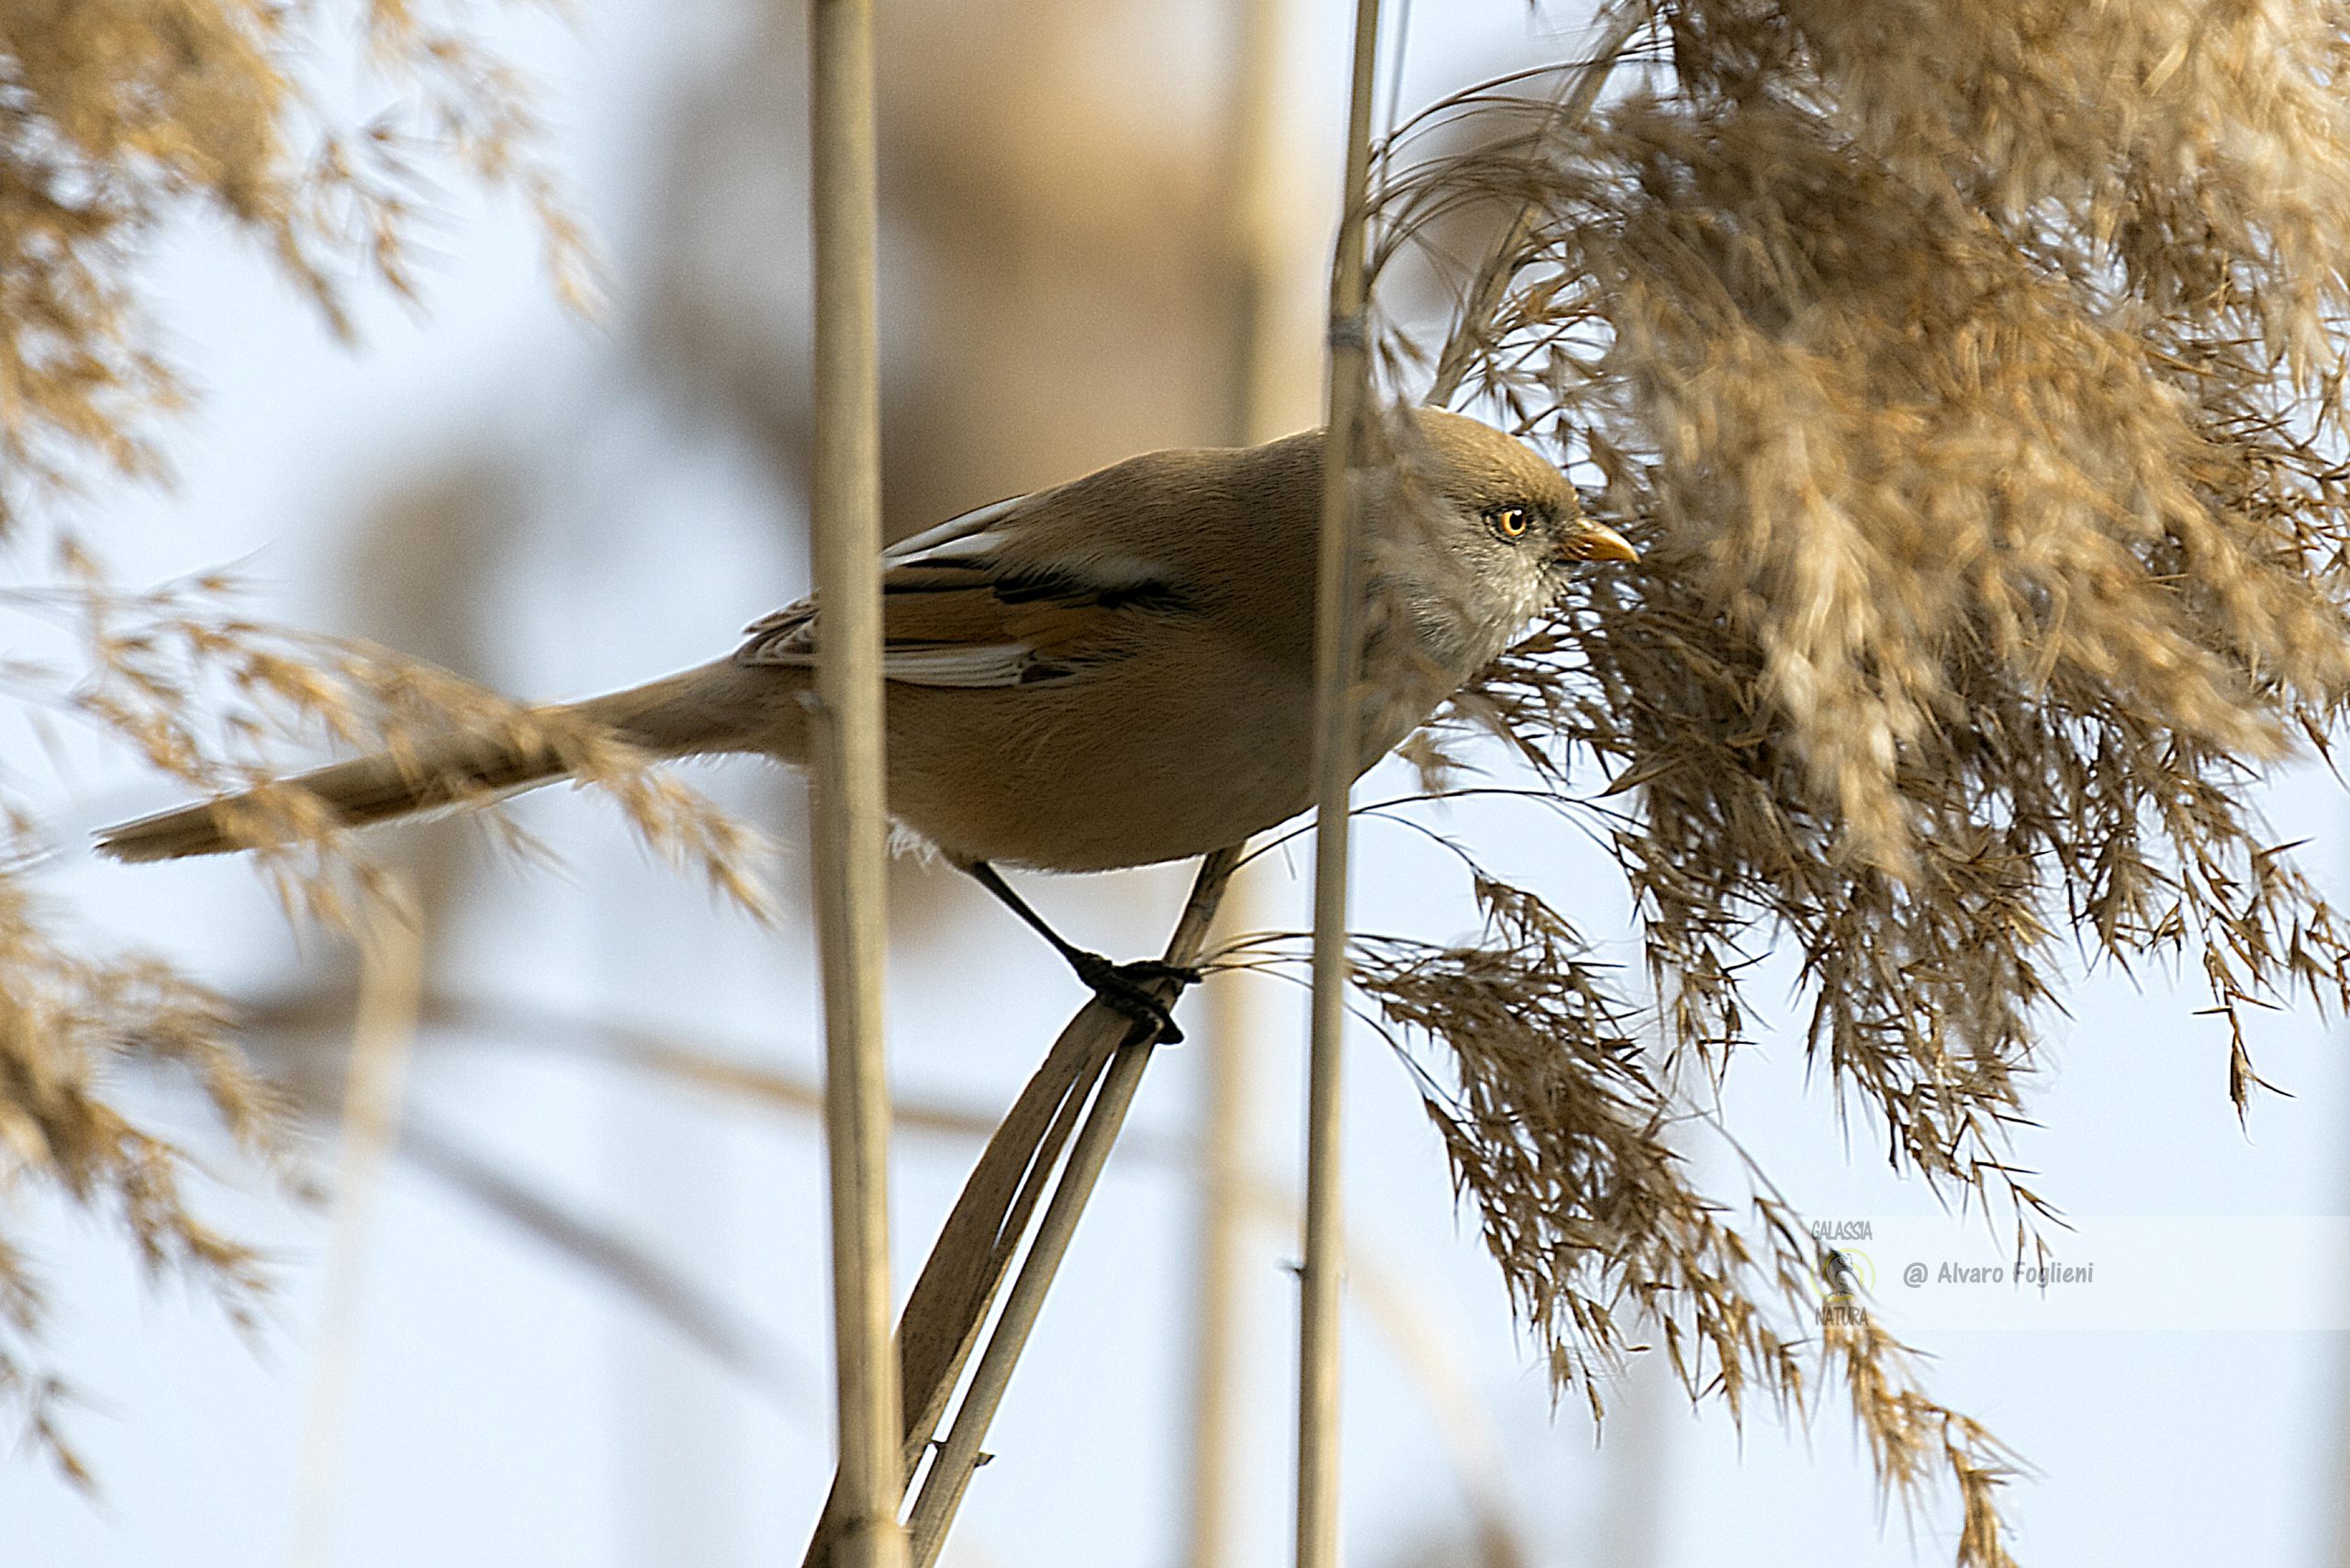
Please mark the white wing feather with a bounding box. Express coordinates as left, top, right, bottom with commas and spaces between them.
736, 490, 1184, 689
878, 494, 1028, 564
870, 645, 1038, 686
738, 493, 1064, 687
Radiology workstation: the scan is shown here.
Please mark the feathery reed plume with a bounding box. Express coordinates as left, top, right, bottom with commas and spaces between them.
0, 871, 281, 1486
1395, 0, 2350, 1185
1259, 2, 2350, 1562
0, 0, 593, 531
47, 573, 772, 923
0, 0, 614, 1473
2, 570, 766, 1475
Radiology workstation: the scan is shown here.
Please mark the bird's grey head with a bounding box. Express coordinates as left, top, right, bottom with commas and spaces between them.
1378, 408, 1638, 670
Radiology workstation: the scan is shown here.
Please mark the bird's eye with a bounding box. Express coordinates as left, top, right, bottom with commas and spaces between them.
1488, 506, 1530, 542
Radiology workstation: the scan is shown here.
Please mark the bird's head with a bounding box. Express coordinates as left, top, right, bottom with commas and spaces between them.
1383, 408, 1637, 664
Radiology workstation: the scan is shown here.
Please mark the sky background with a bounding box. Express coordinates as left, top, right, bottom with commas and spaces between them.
10, 1, 2350, 1565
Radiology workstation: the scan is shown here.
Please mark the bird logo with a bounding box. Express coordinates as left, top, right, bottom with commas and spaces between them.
1819, 1247, 1874, 1303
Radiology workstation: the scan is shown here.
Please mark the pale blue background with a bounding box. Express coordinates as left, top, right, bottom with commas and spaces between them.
7, 2, 2347, 1565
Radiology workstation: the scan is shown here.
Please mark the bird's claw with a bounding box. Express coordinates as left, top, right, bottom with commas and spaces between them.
1068, 952, 1202, 1043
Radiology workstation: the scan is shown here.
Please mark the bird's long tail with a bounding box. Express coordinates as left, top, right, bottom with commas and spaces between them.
95, 659, 776, 863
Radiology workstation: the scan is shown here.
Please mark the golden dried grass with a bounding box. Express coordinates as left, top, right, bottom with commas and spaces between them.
0, 0, 630, 1480
1307, 3, 2350, 1562
0, 0, 595, 525
0, 869, 281, 1485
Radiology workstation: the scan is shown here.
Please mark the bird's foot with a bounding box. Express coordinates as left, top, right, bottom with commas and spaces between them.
1066, 952, 1203, 1044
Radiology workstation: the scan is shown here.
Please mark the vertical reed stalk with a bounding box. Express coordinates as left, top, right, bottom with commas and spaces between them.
808, 0, 905, 1562
287, 913, 423, 1568
1183, 0, 1295, 1562
1182, 922, 1255, 1568
1210, 0, 1293, 454
1300, 1, 1383, 1564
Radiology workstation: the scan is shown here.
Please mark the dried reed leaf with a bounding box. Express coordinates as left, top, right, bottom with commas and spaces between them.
1322, 6, 2350, 1561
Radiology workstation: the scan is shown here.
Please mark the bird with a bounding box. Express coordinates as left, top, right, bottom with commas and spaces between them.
97, 408, 1636, 1036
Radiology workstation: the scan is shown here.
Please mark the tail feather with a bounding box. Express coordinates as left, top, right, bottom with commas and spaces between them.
95, 734, 568, 863
94, 658, 784, 864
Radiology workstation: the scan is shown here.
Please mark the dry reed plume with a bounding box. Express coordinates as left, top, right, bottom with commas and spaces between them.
0, 0, 758, 1482
1256, 2, 2350, 1561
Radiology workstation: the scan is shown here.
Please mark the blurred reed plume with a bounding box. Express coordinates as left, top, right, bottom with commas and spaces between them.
0, 0, 594, 527
0, 874, 280, 1488
1310, 1, 2350, 1561
0, 0, 706, 1482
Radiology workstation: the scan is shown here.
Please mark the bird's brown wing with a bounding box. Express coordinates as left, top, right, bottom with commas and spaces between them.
737, 494, 1192, 688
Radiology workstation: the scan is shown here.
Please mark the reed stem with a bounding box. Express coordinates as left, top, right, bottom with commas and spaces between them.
286, 913, 423, 1568
1184, 0, 1297, 1557
1299, 0, 1383, 1562
808, 0, 904, 1561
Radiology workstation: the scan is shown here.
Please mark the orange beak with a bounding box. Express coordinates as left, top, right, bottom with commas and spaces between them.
1561, 522, 1639, 565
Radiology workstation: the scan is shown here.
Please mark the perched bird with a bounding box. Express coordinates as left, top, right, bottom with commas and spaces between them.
98, 409, 1635, 1035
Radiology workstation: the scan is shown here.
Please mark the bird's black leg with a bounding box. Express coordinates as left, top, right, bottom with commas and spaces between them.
955, 858, 1202, 1043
